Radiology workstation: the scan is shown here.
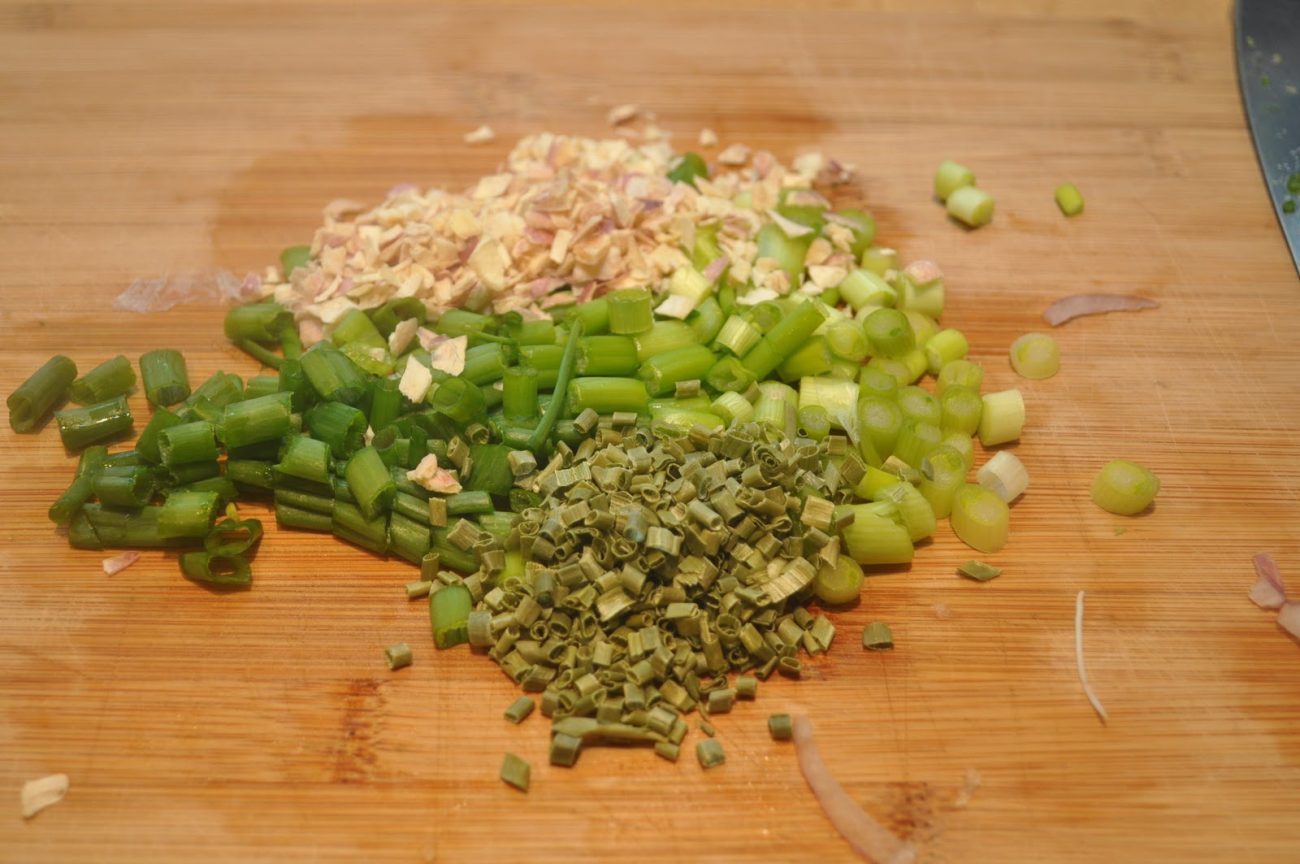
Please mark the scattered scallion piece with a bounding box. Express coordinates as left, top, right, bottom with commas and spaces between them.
69, 355, 135, 405
977, 450, 1029, 503
977, 389, 1025, 447
504, 696, 535, 724
813, 556, 865, 605
54, 396, 133, 450
861, 621, 894, 651
1054, 183, 1085, 217
951, 484, 1010, 553
139, 349, 191, 407
934, 160, 976, 202
945, 185, 995, 228
1090, 459, 1160, 516
768, 713, 793, 741
8, 354, 78, 433
696, 738, 726, 769
384, 642, 413, 670
957, 560, 1001, 582
1009, 332, 1060, 380
429, 583, 473, 648
499, 752, 530, 792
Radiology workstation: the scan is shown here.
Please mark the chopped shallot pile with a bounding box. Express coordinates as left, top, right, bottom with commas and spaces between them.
259, 132, 855, 344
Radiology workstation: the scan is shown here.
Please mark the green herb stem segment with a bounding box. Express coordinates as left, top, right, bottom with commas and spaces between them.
275, 435, 332, 485
1054, 183, 1085, 217
54, 396, 134, 450
222, 393, 294, 450
345, 446, 396, 520
1009, 333, 1060, 380
740, 300, 827, 380
814, 556, 865, 605
525, 318, 584, 452
633, 321, 698, 363
92, 465, 156, 508
430, 583, 473, 649
225, 303, 293, 344
934, 160, 976, 202
504, 697, 535, 725
8, 355, 77, 432
639, 346, 717, 398
158, 421, 219, 467
1090, 459, 1160, 515
768, 713, 794, 741
924, 329, 968, 375
946, 185, 995, 228
977, 389, 1025, 447
140, 349, 191, 407
300, 343, 367, 405
936, 359, 984, 395
841, 509, 914, 565
567, 377, 650, 415
951, 484, 1010, 553
696, 739, 726, 769
69, 355, 135, 405
305, 401, 366, 458
939, 386, 983, 436
862, 621, 894, 650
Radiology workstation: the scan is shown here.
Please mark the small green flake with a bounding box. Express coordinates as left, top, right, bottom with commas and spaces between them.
957, 560, 1002, 582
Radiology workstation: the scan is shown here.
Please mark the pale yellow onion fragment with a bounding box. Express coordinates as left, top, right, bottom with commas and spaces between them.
21, 774, 68, 819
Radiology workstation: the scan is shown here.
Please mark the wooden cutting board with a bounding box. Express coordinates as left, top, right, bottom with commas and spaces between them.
2, 1, 1298, 861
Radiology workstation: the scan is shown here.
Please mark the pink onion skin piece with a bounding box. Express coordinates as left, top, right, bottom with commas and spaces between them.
102, 552, 140, 576
1042, 294, 1158, 327
1278, 604, 1300, 643
791, 716, 917, 864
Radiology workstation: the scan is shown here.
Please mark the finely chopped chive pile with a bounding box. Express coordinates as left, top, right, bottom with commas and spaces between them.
8, 133, 1071, 779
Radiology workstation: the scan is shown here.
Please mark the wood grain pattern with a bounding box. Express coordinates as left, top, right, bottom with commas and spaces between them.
2, 1, 1298, 861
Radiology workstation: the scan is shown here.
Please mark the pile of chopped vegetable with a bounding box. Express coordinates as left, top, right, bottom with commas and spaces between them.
14, 130, 1135, 780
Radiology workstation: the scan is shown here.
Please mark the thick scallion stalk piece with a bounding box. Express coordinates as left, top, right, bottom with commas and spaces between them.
704, 356, 755, 394
499, 753, 531, 792
1055, 183, 1085, 217
633, 321, 697, 363
158, 490, 219, 539
688, 296, 725, 343
713, 315, 762, 357
951, 484, 1010, 553
225, 303, 293, 343
892, 419, 941, 469
1009, 333, 1060, 380
696, 739, 726, 769
434, 309, 493, 338
330, 308, 386, 350
860, 245, 899, 275
946, 186, 995, 228
345, 447, 396, 520
577, 335, 639, 376
841, 509, 914, 565
305, 401, 366, 458
778, 336, 832, 381
917, 445, 966, 519
222, 393, 293, 450
49, 446, 107, 525
936, 359, 983, 395
1090, 459, 1159, 515
876, 481, 936, 542
366, 377, 401, 433
502, 367, 539, 421
140, 349, 190, 407
863, 308, 914, 358
383, 643, 413, 671
814, 556, 865, 605
429, 377, 486, 428
756, 222, 813, 283
924, 329, 968, 375
798, 376, 859, 436
978, 451, 1029, 503
567, 377, 649, 415
82, 503, 196, 549
280, 244, 311, 276
934, 160, 976, 202
55, 396, 134, 450
639, 346, 717, 397
8, 354, 77, 432
797, 405, 831, 440
858, 396, 903, 462
300, 342, 367, 405
825, 320, 869, 362
430, 583, 473, 648
862, 621, 894, 651
857, 366, 898, 401
607, 288, 654, 335
157, 421, 218, 467
940, 386, 983, 436
978, 389, 1025, 447
92, 465, 155, 508
275, 435, 332, 484
768, 713, 794, 741
69, 355, 135, 405
837, 269, 896, 311
741, 304, 825, 382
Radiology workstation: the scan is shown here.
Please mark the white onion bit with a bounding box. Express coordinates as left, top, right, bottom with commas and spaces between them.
1075, 591, 1109, 724
1042, 293, 1158, 326
791, 716, 917, 864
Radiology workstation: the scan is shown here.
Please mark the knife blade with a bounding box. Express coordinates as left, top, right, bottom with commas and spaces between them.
1236, 0, 1300, 276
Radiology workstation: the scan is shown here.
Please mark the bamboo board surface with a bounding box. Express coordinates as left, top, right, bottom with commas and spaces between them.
2, 1, 1298, 861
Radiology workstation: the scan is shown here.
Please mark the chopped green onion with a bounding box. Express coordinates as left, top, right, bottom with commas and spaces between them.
958, 560, 1001, 582
8, 354, 77, 433
384, 642, 413, 671
157, 420, 218, 467
740, 301, 826, 380
667, 151, 708, 186
835, 208, 877, 256
639, 345, 717, 397
857, 365, 899, 401
951, 484, 1010, 553
814, 556, 865, 605
876, 481, 936, 542
1090, 459, 1160, 515
654, 741, 680, 762
158, 490, 219, 538
778, 336, 833, 381
862, 621, 894, 650
69, 355, 135, 405
936, 359, 983, 395
918, 445, 967, 519
179, 551, 251, 587
498, 752, 530, 792
939, 386, 983, 436
225, 302, 293, 343
946, 185, 995, 228
1054, 183, 1085, 217
825, 320, 869, 362
607, 288, 654, 335
502, 366, 540, 421
687, 296, 725, 343
567, 377, 650, 415
300, 342, 366, 405
54, 396, 133, 450
525, 319, 584, 452
345, 446, 396, 520
841, 509, 914, 565
696, 739, 726, 769
704, 356, 755, 394
934, 160, 976, 202
92, 465, 156, 508
924, 329, 968, 375
858, 396, 903, 461
755, 221, 813, 283
859, 245, 899, 276
977, 450, 1029, 503
892, 418, 941, 469
1009, 333, 1060, 380
430, 583, 473, 648
768, 713, 793, 741
977, 389, 1025, 447
222, 393, 293, 450
863, 308, 914, 358
139, 349, 190, 407
280, 244, 311, 276
713, 314, 762, 357
305, 401, 366, 459
797, 405, 831, 440
275, 435, 332, 484
504, 697, 535, 724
